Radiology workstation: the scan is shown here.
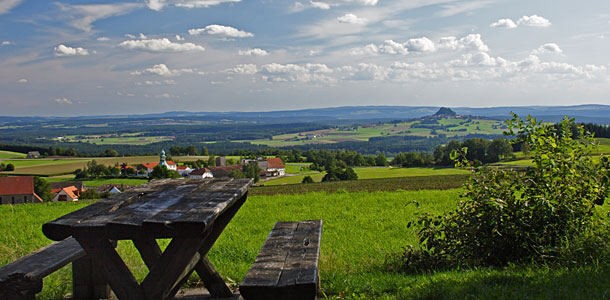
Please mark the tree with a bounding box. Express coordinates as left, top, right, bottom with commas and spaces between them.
375, 153, 388, 166
244, 163, 261, 183
201, 146, 209, 156
228, 168, 246, 179
33, 177, 52, 201
4, 163, 14, 171
150, 165, 181, 180
302, 175, 314, 184
402, 115, 610, 270
487, 138, 513, 162
103, 149, 118, 157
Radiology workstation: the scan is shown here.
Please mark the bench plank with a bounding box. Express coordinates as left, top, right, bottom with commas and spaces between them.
240, 220, 322, 300
0, 238, 85, 298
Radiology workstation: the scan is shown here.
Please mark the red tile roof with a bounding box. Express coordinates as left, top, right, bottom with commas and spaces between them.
0, 176, 34, 195
267, 158, 285, 169
60, 186, 79, 200
141, 162, 158, 169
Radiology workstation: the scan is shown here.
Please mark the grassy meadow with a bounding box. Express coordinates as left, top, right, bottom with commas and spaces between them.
263, 166, 470, 186
2, 188, 610, 299
0, 155, 209, 176
0, 150, 27, 159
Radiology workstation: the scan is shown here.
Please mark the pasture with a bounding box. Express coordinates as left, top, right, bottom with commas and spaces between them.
0, 155, 209, 176
0, 150, 27, 159
52, 134, 174, 145
263, 166, 470, 185
244, 117, 505, 147
2, 189, 610, 299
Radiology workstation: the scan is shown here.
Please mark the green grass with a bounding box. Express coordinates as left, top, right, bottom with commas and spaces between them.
252, 175, 469, 196
263, 167, 470, 186
3, 190, 610, 299
0, 155, 209, 176
0, 150, 27, 159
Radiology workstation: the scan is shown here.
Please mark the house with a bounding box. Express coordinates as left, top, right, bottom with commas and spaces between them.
176, 165, 193, 176
108, 187, 122, 194
52, 186, 79, 202
0, 176, 43, 205
242, 157, 286, 177
265, 157, 286, 177
216, 156, 227, 167
189, 168, 214, 179
26, 151, 40, 159
139, 150, 177, 175
50, 182, 86, 195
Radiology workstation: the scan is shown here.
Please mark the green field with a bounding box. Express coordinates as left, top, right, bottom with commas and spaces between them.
0, 150, 27, 159
0, 155, 209, 176
243, 117, 505, 147
3, 189, 610, 299
53, 134, 174, 145
263, 167, 470, 186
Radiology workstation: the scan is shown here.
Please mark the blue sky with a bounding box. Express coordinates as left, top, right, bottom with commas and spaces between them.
1, 0, 610, 116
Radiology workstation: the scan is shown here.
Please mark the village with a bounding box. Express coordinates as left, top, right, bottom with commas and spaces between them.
0, 150, 285, 205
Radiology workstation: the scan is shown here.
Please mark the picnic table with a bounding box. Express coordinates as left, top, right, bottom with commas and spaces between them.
42, 178, 252, 300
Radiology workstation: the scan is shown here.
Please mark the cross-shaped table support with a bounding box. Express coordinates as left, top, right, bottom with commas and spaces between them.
43, 178, 252, 300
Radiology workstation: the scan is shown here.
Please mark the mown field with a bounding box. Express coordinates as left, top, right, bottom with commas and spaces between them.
263, 167, 470, 186
2, 188, 610, 300
0, 155, 209, 176
52, 134, 175, 145
0, 150, 27, 159
43, 175, 148, 187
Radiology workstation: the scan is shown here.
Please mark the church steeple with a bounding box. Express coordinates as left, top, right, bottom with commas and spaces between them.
160, 149, 167, 165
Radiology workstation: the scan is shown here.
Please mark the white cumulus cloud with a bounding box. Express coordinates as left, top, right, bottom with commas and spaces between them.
55, 97, 73, 104
54, 44, 91, 56
17, 78, 28, 83
533, 43, 563, 54
490, 18, 517, 28
517, 15, 551, 27
225, 64, 258, 74
146, 0, 241, 10
1, 41, 12, 45
119, 38, 205, 52
131, 64, 195, 76
260, 63, 334, 83
238, 48, 268, 56
188, 25, 253, 37
96, 36, 110, 41
310, 1, 331, 9
337, 13, 368, 25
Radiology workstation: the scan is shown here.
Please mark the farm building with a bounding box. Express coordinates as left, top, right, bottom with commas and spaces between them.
26, 151, 40, 159
242, 157, 286, 177
176, 165, 193, 176
0, 176, 43, 205
209, 165, 243, 178
50, 182, 86, 195
189, 168, 214, 179
52, 186, 79, 202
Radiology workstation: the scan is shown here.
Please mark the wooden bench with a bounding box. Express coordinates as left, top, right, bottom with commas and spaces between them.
240, 220, 323, 300
0, 237, 110, 300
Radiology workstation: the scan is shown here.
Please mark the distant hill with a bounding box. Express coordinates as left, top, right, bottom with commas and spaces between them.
1, 104, 610, 124
433, 107, 457, 117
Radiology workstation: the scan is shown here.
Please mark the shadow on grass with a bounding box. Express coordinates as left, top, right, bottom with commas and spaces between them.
405, 264, 610, 300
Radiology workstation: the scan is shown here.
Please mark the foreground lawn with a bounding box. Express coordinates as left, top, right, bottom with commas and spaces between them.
2, 190, 610, 299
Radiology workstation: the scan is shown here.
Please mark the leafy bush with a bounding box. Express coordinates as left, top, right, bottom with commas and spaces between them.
401, 115, 610, 271
302, 175, 314, 184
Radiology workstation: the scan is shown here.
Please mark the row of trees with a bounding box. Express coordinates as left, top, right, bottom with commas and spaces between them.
0, 163, 15, 171
434, 138, 513, 166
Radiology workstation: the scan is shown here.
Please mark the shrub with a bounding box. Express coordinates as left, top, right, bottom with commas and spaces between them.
401, 114, 610, 271
302, 175, 314, 184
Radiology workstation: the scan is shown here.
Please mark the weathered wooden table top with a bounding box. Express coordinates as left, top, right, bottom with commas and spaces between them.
43, 178, 253, 241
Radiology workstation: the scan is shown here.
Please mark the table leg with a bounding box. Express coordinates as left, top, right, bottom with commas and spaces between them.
168, 193, 248, 298
76, 238, 146, 300
133, 235, 162, 271
141, 237, 205, 300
